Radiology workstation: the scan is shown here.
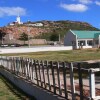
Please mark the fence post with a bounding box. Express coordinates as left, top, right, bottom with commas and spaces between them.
16, 57, 19, 75
89, 69, 96, 99
34, 60, 39, 86
62, 62, 68, 99
41, 61, 46, 88
69, 62, 76, 100
28, 59, 31, 81
56, 62, 62, 95
31, 59, 35, 83
38, 60, 42, 87
46, 61, 51, 90
77, 63, 84, 100
51, 61, 56, 94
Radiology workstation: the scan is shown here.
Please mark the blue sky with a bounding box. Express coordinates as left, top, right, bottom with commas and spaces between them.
0, 0, 100, 28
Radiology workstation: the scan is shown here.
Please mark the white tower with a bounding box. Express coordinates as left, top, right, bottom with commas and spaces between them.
16, 15, 21, 24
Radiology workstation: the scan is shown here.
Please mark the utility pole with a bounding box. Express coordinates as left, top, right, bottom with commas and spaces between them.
59, 34, 60, 44
27, 27, 30, 47
2, 35, 3, 44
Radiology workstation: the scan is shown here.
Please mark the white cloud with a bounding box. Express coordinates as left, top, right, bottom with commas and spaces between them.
73, 0, 93, 4
78, 0, 92, 4
60, 3, 88, 12
95, 1, 100, 6
0, 7, 26, 17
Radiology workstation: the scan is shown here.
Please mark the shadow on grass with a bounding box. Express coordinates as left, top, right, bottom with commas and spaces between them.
0, 74, 36, 100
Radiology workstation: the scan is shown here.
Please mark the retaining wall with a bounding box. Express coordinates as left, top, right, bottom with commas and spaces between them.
0, 68, 65, 100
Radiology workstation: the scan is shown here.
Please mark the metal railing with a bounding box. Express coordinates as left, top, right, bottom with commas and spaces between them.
0, 56, 100, 100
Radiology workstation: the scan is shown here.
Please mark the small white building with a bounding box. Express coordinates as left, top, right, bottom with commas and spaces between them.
26, 23, 43, 27
64, 30, 100, 49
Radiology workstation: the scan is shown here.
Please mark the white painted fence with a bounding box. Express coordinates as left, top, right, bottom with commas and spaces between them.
0, 56, 100, 100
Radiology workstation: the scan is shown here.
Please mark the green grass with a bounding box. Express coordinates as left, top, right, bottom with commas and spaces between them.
0, 75, 35, 100
1, 48, 100, 62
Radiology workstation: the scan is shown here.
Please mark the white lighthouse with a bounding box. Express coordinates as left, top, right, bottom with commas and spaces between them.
16, 15, 21, 24
8, 15, 23, 26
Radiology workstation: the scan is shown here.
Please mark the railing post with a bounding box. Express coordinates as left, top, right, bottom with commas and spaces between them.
69, 62, 76, 100
62, 62, 68, 99
51, 61, 56, 94
46, 61, 51, 90
89, 69, 96, 99
34, 60, 39, 86
16, 57, 19, 75
29, 58, 32, 80
56, 62, 62, 95
41, 61, 46, 88
31, 59, 35, 82
38, 60, 42, 87
77, 63, 84, 100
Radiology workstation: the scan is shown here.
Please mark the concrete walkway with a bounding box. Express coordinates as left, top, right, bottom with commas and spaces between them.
0, 46, 72, 54
74, 78, 100, 89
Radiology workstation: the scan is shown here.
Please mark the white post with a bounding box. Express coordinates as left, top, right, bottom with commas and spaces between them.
76, 40, 78, 49
89, 70, 95, 99
75, 35, 78, 49
99, 35, 100, 47
85, 40, 88, 46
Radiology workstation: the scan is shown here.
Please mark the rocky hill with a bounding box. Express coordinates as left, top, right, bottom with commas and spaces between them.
0, 25, 49, 39
0, 20, 99, 40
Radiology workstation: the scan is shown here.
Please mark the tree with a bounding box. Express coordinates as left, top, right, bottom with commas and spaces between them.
18, 32, 28, 44
50, 33, 59, 41
0, 30, 6, 44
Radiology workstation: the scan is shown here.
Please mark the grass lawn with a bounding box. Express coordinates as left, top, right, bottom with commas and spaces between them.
0, 75, 35, 100
1, 48, 100, 62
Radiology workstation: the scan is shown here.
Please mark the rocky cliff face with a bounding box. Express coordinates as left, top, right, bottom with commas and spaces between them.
0, 25, 49, 39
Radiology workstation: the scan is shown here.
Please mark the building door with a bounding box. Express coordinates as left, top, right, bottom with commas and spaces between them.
72, 41, 76, 49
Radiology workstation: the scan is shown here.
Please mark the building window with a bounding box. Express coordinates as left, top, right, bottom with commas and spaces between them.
78, 41, 85, 46
87, 40, 93, 46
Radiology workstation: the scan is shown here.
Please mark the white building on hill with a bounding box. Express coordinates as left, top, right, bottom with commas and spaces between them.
9, 15, 23, 26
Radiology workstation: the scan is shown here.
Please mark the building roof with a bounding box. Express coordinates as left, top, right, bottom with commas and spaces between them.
71, 30, 100, 39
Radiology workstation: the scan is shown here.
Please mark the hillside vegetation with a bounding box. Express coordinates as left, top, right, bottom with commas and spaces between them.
34, 20, 99, 40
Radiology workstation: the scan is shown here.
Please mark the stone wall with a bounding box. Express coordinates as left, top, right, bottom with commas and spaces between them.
0, 39, 47, 45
